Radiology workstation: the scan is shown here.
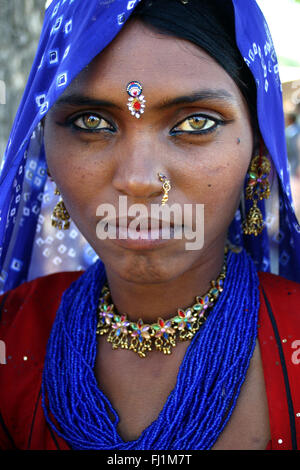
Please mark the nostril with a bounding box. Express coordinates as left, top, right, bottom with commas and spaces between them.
112, 176, 163, 200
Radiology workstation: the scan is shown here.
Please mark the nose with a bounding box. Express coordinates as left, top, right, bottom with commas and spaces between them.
112, 141, 165, 201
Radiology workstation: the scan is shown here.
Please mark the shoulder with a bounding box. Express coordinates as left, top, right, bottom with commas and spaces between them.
257, 271, 300, 348
258, 271, 300, 295
0, 269, 84, 364
0, 269, 84, 311
0, 270, 84, 336
258, 271, 300, 330
0, 270, 83, 449
257, 272, 300, 450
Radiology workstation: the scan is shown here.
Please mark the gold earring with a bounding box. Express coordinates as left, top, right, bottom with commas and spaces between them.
47, 169, 71, 230
242, 154, 271, 236
158, 173, 171, 206
51, 187, 71, 230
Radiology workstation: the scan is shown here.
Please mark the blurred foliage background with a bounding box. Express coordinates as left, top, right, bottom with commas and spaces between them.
0, 0, 45, 158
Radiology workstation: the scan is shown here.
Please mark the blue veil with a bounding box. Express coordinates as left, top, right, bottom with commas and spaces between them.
0, 0, 299, 295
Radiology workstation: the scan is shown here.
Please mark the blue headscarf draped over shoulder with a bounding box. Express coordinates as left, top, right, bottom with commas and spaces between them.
0, 0, 299, 294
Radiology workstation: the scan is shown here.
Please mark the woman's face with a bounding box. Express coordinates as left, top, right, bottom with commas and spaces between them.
44, 19, 254, 284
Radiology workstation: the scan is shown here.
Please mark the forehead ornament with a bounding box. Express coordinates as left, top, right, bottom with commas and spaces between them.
126, 81, 146, 119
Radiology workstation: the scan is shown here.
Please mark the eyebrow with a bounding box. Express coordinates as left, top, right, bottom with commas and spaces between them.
54, 89, 236, 111
54, 94, 123, 110
156, 89, 237, 110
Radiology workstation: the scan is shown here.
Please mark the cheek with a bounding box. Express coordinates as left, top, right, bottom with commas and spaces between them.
45, 118, 105, 183
184, 144, 250, 199
182, 142, 251, 233
44, 124, 105, 224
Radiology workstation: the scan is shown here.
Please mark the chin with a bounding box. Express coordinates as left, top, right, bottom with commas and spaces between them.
106, 253, 188, 285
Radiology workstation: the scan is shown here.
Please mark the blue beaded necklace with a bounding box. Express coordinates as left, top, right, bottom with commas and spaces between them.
42, 247, 259, 450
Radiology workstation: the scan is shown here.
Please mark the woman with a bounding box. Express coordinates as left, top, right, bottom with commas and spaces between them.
0, 0, 299, 451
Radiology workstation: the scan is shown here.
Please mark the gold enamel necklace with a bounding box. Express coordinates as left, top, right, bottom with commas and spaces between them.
96, 251, 228, 358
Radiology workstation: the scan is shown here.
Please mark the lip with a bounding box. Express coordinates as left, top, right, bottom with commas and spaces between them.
106, 218, 182, 251
112, 225, 178, 250
115, 217, 175, 229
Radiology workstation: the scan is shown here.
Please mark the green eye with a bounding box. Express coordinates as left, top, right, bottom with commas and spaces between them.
83, 114, 102, 129
186, 117, 209, 130
73, 113, 114, 131
172, 115, 221, 134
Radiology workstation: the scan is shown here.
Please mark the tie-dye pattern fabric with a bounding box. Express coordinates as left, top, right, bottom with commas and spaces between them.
0, 0, 299, 294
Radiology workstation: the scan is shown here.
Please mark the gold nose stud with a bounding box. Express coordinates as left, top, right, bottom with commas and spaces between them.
158, 173, 171, 206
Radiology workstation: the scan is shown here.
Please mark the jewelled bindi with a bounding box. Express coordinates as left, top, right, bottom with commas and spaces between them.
126, 81, 146, 119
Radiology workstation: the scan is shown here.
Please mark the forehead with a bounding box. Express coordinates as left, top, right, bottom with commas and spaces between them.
64, 19, 242, 103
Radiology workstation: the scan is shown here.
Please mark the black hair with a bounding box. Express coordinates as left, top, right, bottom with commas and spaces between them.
132, 0, 259, 136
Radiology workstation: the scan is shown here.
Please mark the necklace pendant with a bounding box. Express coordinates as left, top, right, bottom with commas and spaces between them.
96, 250, 228, 357
129, 336, 152, 358
119, 334, 129, 350
96, 320, 109, 336
107, 331, 130, 351
106, 314, 131, 350
154, 334, 176, 355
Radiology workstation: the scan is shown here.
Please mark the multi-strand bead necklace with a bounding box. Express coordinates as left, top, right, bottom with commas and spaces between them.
96, 251, 227, 358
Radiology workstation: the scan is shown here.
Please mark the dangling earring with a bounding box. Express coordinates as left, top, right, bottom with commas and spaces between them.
242, 145, 271, 236
51, 187, 71, 230
47, 168, 71, 230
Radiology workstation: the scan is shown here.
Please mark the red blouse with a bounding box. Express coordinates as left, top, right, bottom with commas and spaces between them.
0, 270, 299, 450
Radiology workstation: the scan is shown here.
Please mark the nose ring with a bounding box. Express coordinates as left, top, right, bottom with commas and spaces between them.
158, 173, 171, 206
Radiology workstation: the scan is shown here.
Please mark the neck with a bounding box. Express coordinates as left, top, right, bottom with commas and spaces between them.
103, 238, 227, 324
